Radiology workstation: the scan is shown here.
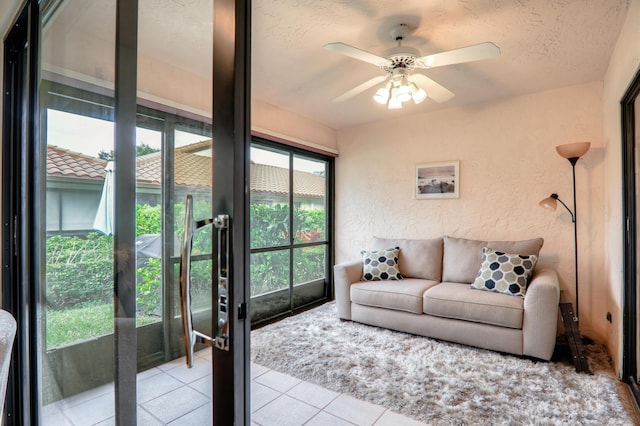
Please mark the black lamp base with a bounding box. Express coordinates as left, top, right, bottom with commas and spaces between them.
558, 295, 591, 374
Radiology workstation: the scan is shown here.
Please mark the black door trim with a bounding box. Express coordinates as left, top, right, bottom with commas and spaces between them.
113, 0, 139, 423
211, 0, 251, 422
622, 65, 640, 402
2, 1, 41, 424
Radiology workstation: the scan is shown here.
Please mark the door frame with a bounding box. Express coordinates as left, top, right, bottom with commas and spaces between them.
211, 0, 251, 422
1, 0, 251, 422
2, 1, 41, 423
622, 65, 640, 404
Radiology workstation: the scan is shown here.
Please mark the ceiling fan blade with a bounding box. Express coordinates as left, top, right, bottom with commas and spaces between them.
410, 73, 455, 103
324, 42, 392, 67
416, 42, 500, 69
332, 75, 387, 103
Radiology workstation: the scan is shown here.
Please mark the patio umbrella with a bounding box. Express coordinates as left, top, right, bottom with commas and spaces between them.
93, 161, 115, 235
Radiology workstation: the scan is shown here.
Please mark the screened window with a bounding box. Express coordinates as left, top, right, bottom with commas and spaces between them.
249, 140, 333, 325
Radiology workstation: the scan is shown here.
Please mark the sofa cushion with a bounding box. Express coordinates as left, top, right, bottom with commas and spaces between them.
373, 237, 443, 281
361, 247, 403, 281
442, 236, 487, 283
471, 248, 538, 297
351, 278, 440, 314
423, 282, 524, 329
486, 238, 544, 257
442, 236, 544, 284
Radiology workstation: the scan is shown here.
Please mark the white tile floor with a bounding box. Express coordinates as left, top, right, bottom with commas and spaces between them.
42, 348, 426, 425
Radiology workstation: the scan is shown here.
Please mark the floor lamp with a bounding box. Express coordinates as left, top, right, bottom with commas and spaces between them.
539, 141, 590, 322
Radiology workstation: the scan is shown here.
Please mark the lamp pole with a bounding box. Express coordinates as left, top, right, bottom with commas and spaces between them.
568, 157, 579, 322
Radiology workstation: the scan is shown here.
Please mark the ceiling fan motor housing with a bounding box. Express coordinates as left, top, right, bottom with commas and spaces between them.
382, 48, 420, 72
382, 24, 420, 72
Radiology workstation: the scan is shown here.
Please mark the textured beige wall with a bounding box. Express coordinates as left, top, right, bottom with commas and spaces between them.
251, 99, 338, 151
335, 82, 605, 343
603, 0, 640, 376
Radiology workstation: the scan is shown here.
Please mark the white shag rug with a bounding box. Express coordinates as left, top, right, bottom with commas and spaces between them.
251, 302, 637, 425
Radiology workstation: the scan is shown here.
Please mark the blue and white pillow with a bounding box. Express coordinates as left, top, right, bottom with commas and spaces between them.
471, 247, 537, 297
361, 247, 403, 281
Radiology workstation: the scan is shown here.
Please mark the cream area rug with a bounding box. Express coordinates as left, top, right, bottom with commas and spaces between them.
251, 302, 637, 425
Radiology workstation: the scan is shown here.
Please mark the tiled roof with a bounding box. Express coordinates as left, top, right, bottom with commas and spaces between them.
46, 143, 325, 198
136, 149, 212, 187
47, 145, 108, 179
251, 163, 325, 198
176, 140, 212, 154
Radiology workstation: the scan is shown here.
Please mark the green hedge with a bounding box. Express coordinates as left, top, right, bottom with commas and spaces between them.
46, 233, 113, 309
46, 203, 326, 310
249, 203, 326, 296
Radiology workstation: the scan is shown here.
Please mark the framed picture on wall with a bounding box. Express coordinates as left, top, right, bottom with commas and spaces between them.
415, 161, 460, 199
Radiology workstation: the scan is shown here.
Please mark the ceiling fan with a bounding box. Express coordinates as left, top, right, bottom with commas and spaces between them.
324, 24, 500, 109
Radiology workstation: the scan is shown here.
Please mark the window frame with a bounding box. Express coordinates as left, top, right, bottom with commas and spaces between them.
249, 136, 335, 327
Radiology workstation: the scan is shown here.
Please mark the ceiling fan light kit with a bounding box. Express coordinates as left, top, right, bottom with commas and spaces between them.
374, 69, 427, 109
324, 23, 500, 109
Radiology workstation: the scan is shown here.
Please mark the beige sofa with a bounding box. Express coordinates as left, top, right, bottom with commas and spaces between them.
334, 236, 560, 360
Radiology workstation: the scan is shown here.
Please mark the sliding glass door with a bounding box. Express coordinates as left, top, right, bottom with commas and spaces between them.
250, 139, 332, 325
3, 0, 250, 423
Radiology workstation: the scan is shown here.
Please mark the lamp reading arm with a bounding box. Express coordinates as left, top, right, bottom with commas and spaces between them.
550, 193, 575, 223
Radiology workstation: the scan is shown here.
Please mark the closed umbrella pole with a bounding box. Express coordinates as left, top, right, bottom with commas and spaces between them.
93, 161, 115, 235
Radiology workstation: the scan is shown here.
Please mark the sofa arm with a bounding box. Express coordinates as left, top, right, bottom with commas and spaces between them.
522, 268, 560, 360
334, 260, 363, 320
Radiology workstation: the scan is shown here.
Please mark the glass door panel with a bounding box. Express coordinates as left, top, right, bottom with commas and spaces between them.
170, 128, 213, 362
40, 0, 117, 420
5, 0, 249, 423
37, 0, 223, 423
137, 0, 215, 423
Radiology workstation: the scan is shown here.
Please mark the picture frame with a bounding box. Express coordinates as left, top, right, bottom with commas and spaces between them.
415, 161, 460, 199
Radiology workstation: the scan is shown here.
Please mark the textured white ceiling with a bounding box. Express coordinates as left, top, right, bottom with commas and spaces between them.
252, 0, 630, 129
5, 0, 632, 131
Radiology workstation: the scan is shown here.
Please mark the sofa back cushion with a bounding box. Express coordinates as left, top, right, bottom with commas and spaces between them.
442, 236, 544, 283
373, 237, 443, 281
486, 238, 544, 256
442, 237, 487, 283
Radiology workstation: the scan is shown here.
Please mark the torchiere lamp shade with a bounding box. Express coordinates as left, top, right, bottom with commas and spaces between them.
556, 142, 591, 159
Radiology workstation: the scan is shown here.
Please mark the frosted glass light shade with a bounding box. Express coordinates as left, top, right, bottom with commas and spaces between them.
373, 87, 390, 104
396, 85, 412, 103
410, 83, 427, 104
539, 196, 558, 211
556, 142, 590, 159
388, 97, 402, 109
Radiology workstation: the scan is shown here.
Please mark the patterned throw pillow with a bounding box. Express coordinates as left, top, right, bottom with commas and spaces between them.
471, 247, 538, 297
361, 247, 403, 281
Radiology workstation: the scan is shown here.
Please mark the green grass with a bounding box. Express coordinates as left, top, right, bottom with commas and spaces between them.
46, 303, 159, 349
